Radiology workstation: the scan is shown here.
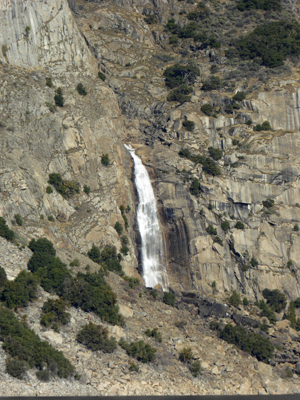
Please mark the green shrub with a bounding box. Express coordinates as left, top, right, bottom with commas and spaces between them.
163, 292, 176, 307
48, 173, 80, 199
98, 72, 106, 81
241, 264, 249, 272
115, 222, 123, 235
233, 91, 246, 101
201, 103, 214, 116
167, 85, 193, 103
260, 304, 277, 324
202, 157, 221, 176
0, 306, 75, 379
121, 235, 129, 245
54, 87, 64, 107
70, 258, 80, 267
228, 290, 241, 307
212, 280, 216, 289
129, 362, 139, 371
101, 154, 110, 166
14, 214, 22, 226
221, 220, 230, 232
250, 256, 258, 267
150, 290, 157, 300
190, 178, 200, 196
88, 244, 124, 275
232, 21, 300, 68
285, 301, 297, 329
208, 147, 222, 160
182, 120, 195, 131
179, 347, 193, 362
169, 35, 179, 45
220, 324, 274, 363
210, 321, 220, 330
122, 214, 129, 230
145, 327, 162, 342
121, 246, 129, 255
163, 64, 200, 89
294, 298, 300, 308
48, 215, 55, 222
40, 299, 70, 331
1, 271, 39, 309
46, 185, 53, 194
123, 276, 140, 289
190, 360, 201, 377
206, 225, 217, 235
0, 217, 14, 242
262, 198, 274, 209
144, 14, 158, 24
235, 221, 244, 229
262, 288, 287, 312
83, 185, 90, 195
246, 119, 252, 126
119, 339, 156, 363
201, 75, 222, 91
46, 77, 53, 88
77, 322, 117, 352
237, 0, 281, 11
76, 83, 87, 96
6, 358, 27, 379
87, 245, 101, 264
243, 297, 249, 306
213, 236, 223, 246
0, 267, 7, 288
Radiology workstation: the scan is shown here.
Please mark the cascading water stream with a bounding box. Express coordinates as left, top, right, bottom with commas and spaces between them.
124, 144, 168, 290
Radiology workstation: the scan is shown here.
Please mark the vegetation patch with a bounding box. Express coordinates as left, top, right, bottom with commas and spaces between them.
119, 339, 156, 363
220, 324, 274, 362
48, 173, 80, 199
262, 288, 287, 312
40, 299, 70, 332
145, 327, 162, 342
77, 322, 117, 353
88, 244, 124, 276
0, 306, 75, 380
163, 292, 176, 307
0, 217, 15, 242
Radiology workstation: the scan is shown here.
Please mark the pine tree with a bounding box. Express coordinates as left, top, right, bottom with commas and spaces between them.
285, 301, 296, 329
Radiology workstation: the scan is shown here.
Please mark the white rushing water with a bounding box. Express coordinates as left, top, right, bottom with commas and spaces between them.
124, 144, 168, 290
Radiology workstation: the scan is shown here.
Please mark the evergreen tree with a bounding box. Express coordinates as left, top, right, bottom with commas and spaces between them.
285, 301, 296, 329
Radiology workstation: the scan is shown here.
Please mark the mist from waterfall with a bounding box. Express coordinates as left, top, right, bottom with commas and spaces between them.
124, 144, 168, 290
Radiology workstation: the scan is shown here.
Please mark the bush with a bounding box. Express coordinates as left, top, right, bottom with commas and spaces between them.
206, 225, 217, 235
0, 217, 15, 242
48, 173, 80, 199
123, 276, 140, 289
220, 324, 274, 363
98, 72, 106, 81
119, 339, 156, 363
1, 271, 39, 309
243, 297, 249, 306
237, 0, 281, 11
48, 215, 55, 222
76, 83, 87, 96
235, 221, 244, 229
150, 290, 157, 300
87, 245, 101, 264
101, 154, 110, 166
221, 220, 230, 232
144, 14, 158, 24
70, 258, 80, 267
6, 358, 27, 379
83, 185, 90, 195
201, 76, 222, 91
246, 119, 252, 126
163, 64, 200, 89
0, 267, 7, 288
262, 198, 274, 209
14, 214, 22, 226
260, 304, 277, 324
262, 288, 287, 312
179, 347, 193, 362
285, 301, 297, 329
115, 222, 123, 235
293, 224, 299, 231
46, 185, 53, 194
182, 120, 195, 131
201, 103, 213, 116
121, 235, 129, 245
77, 322, 117, 353
54, 87, 64, 107
122, 214, 129, 230
213, 236, 223, 246
167, 85, 193, 103
46, 77, 53, 88
190, 360, 201, 377
228, 290, 241, 307
233, 91, 246, 101
163, 292, 176, 307
233, 21, 300, 68
145, 328, 162, 342
294, 298, 300, 308
190, 178, 200, 196
208, 147, 222, 160
41, 299, 70, 331
202, 157, 221, 176
0, 306, 75, 379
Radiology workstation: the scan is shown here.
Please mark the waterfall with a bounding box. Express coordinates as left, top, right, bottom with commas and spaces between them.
124, 144, 168, 290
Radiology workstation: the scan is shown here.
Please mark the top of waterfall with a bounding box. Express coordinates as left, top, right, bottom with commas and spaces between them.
124, 144, 135, 152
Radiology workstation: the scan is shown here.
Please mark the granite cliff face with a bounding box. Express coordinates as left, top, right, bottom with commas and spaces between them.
0, 0, 300, 394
